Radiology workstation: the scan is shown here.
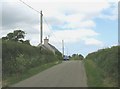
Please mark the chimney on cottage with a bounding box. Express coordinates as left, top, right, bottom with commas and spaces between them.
44, 37, 49, 45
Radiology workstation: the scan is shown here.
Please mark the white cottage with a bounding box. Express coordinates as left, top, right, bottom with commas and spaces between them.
38, 37, 60, 54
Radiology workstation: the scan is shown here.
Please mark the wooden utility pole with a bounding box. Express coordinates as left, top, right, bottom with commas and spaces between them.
62, 40, 64, 57
40, 11, 43, 44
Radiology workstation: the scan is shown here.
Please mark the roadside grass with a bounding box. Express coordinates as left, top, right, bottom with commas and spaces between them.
84, 46, 118, 87
84, 59, 104, 87
3, 61, 62, 87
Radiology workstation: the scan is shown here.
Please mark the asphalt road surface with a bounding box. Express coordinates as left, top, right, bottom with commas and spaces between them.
12, 61, 87, 87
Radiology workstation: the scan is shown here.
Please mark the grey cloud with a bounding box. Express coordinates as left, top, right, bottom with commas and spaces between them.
2, 2, 39, 30
1, 2, 44, 42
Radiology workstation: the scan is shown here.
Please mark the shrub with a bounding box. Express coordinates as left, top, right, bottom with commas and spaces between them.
85, 46, 119, 86
2, 40, 61, 77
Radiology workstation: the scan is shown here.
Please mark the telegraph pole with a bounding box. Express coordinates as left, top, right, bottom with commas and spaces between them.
40, 11, 43, 44
62, 40, 64, 57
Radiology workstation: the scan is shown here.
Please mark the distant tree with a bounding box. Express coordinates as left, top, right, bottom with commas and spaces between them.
72, 54, 77, 57
13, 30, 25, 41
2, 37, 8, 41
78, 54, 84, 60
19, 40, 24, 43
2, 30, 31, 45
68, 55, 71, 58
7, 33, 14, 40
23, 40, 30, 45
71, 54, 84, 60
2, 30, 25, 42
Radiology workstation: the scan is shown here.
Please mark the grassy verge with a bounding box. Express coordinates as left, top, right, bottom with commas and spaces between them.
84, 46, 118, 87
84, 59, 104, 87
3, 61, 62, 87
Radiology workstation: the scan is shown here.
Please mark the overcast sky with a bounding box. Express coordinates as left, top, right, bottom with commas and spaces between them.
1, 0, 118, 56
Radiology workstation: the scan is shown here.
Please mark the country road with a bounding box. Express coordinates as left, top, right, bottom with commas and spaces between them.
12, 61, 87, 87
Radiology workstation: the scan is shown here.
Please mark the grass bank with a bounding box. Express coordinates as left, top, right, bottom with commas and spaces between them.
84, 46, 118, 87
3, 61, 62, 87
2, 30, 63, 87
84, 59, 104, 87
2, 40, 62, 87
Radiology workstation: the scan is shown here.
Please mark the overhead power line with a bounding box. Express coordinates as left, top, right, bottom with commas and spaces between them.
19, 0, 40, 13
19, 0, 61, 42
43, 17, 62, 44
19, 0, 62, 46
